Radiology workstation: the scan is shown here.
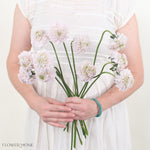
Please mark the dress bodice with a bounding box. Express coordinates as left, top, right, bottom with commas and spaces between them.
17, 0, 135, 68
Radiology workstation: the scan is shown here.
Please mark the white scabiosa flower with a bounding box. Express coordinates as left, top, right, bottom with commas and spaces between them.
36, 67, 55, 82
72, 35, 90, 54
18, 67, 35, 84
111, 51, 128, 72
109, 32, 127, 51
18, 51, 33, 68
114, 69, 134, 91
33, 50, 56, 82
49, 23, 68, 43
31, 30, 49, 49
78, 61, 96, 82
33, 49, 54, 69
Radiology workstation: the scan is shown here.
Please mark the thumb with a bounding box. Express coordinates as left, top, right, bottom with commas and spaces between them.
65, 97, 82, 104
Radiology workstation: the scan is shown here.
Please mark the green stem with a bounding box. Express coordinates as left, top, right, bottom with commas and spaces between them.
80, 83, 89, 98
63, 42, 77, 96
56, 68, 74, 97
55, 69, 74, 97
74, 120, 77, 148
64, 122, 70, 132
93, 30, 114, 65
50, 42, 74, 96
79, 120, 86, 139
55, 77, 69, 96
101, 72, 115, 77
76, 126, 83, 145
49, 41, 63, 74
83, 121, 88, 135
67, 122, 70, 132
71, 41, 79, 96
82, 62, 113, 98
79, 82, 88, 98
71, 121, 74, 150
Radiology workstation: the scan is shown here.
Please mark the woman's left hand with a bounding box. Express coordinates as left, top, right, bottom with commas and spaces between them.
65, 97, 99, 120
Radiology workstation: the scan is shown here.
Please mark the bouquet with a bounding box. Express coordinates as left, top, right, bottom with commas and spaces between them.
18, 23, 134, 150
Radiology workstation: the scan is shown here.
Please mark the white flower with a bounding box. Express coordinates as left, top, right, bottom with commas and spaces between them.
36, 67, 55, 82
32, 50, 56, 82
78, 61, 96, 82
114, 69, 134, 91
72, 35, 90, 54
111, 51, 128, 72
49, 23, 68, 43
33, 50, 54, 69
31, 30, 49, 49
109, 32, 127, 51
18, 51, 33, 69
18, 67, 35, 84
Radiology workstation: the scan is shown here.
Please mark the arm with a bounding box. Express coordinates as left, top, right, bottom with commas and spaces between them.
65, 14, 144, 120
96, 14, 144, 111
7, 5, 37, 107
7, 5, 74, 127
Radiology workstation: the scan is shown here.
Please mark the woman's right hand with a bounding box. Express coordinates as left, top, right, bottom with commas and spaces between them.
31, 96, 75, 128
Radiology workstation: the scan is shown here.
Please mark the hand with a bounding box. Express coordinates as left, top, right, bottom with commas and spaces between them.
65, 97, 99, 120
31, 96, 75, 128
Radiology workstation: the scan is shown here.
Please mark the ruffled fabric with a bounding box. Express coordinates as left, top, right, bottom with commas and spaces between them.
17, 0, 37, 25
114, 0, 135, 29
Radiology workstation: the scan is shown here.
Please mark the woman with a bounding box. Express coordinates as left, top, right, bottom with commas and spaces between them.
6, 0, 144, 149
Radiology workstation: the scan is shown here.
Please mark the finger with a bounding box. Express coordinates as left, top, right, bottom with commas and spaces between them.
71, 110, 85, 120
49, 104, 72, 112
44, 111, 75, 119
45, 97, 65, 105
65, 103, 82, 111
65, 97, 82, 104
71, 110, 81, 116
47, 122, 66, 128
44, 118, 73, 123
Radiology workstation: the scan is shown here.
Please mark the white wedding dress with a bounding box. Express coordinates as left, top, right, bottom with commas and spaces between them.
17, 0, 135, 149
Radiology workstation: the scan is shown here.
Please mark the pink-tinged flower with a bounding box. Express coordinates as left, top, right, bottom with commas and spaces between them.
32, 50, 56, 82
109, 32, 127, 51
78, 61, 96, 82
18, 51, 34, 69
33, 49, 54, 69
49, 23, 68, 43
36, 67, 55, 82
31, 30, 49, 49
72, 35, 90, 54
114, 69, 134, 91
18, 67, 35, 84
111, 51, 128, 72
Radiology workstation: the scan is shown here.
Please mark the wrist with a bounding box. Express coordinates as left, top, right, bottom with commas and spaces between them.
92, 100, 99, 116
91, 98, 102, 117
25, 93, 41, 110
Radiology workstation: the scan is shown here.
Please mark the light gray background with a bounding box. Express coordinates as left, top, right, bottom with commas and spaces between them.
0, 0, 149, 150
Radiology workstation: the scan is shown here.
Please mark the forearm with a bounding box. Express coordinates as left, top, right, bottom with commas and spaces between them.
7, 60, 39, 109
96, 75, 144, 111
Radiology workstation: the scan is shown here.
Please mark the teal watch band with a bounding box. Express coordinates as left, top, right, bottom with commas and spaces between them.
91, 98, 102, 117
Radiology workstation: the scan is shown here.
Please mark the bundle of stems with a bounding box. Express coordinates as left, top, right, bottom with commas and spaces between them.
49, 30, 115, 150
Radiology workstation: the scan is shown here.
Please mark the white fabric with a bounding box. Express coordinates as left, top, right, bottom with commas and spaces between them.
17, 0, 135, 150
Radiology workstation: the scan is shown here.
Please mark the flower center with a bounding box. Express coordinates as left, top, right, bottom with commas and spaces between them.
35, 31, 44, 40
39, 75, 44, 80
57, 31, 62, 36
